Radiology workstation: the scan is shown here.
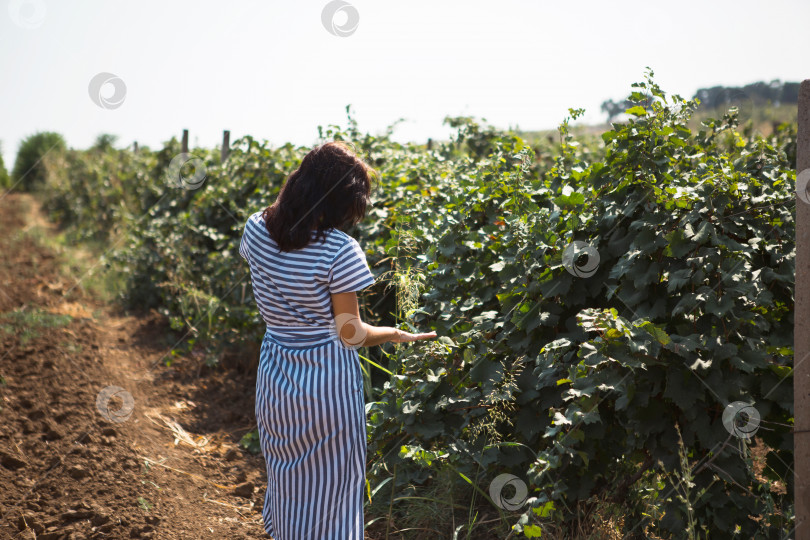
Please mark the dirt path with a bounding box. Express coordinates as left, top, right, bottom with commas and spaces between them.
0, 193, 272, 539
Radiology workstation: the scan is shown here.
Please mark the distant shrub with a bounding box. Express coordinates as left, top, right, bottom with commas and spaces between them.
12, 131, 66, 191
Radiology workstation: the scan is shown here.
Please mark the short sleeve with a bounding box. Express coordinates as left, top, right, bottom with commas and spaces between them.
239, 221, 251, 262
328, 237, 375, 294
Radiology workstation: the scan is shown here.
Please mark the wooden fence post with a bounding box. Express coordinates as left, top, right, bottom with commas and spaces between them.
222, 130, 231, 161
796, 79, 810, 539
133, 141, 138, 154
182, 129, 189, 154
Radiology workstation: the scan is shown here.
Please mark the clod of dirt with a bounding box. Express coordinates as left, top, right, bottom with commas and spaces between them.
233, 481, 254, 498
66, 464, 90, 479
16, 513, 44, 533
40, 419, 63, 441
60, 509, 94, 521
21, 420, 36, 434
18, 397, 34, 409
130, 524, 154, 538
39, 527, 66, 540
91, 511, 110, 526
97, 522, 116, 533
224, 447, 240, 461
0, 451, 27, 470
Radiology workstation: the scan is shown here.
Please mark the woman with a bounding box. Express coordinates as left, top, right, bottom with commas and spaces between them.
239, 141, 436, 539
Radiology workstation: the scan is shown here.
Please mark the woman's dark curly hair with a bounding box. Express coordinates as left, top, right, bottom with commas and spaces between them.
262, 141, 378, 252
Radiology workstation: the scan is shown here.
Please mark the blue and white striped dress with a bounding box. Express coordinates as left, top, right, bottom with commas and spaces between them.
239, 210, 375, 540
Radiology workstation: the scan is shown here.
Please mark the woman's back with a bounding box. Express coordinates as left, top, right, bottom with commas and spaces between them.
240, 210, 375, 344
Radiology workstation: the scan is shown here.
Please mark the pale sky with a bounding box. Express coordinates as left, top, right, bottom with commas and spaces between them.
1, 0, 808, 170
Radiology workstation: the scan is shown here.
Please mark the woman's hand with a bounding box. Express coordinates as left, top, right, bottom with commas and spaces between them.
391, 329, 438, 343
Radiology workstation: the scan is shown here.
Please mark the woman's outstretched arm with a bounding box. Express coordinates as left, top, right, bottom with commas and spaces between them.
330, 291, 437, 348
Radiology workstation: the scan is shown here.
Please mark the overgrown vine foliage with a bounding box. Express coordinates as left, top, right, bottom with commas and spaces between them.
40, 71, 796, 537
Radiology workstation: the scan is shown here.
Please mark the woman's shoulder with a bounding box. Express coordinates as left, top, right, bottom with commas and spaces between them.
242, 211, 264, 233
328, 228, 351, 242
326, 229, 365, 251
247, 210, 265, 224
